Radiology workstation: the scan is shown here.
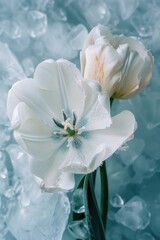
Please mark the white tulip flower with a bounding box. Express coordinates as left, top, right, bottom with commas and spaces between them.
81, 24, 154, 99
7, 59, 136, 191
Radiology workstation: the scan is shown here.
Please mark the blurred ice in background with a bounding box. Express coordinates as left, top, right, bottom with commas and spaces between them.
0, 0, 160, 239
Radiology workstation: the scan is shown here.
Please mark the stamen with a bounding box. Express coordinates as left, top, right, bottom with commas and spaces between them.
52, 118, 64, 129
73, 112, 77, 126
53, 132, 68, 137
62, 110, 67, 121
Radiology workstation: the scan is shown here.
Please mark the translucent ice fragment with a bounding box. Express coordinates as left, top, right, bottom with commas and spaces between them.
84, 2, 111, 27
0, 215, 8, 239
137, 232, 155, 240
132, 155, 157, 183
22, 58, 35, 77
118, 0, 139, 20
68, 219, 89, 239
119, 138, 145, 166
115, 196, 151, 231
68, 24, 88, 50
31, 0, 50, 11
0, 125, 13, 148
72, 188, 85, 213
7, 192, 70, 240
110, 194, 124, 208
42, 22, 77, 59
108, 227, 123, 240
2, 20, 21, 39
0, 42, 25, 85
27, 11, 48, 38
130, 13, 153, 37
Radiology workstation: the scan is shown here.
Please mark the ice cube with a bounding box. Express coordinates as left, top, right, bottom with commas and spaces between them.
68, 219, 89, 239
27, 11, 48, 38
115, 196, 151, 231
84, 2, 111, 27
68, 24, 88, 51
118, 0, 139, 20
1, 20, 21, 39
137, 232, 155, 240
110, 194, 124, 208
72, 188, 85, 213
0, 42, 25, 85
42, 22, 78, 59
22, 58, 35, 77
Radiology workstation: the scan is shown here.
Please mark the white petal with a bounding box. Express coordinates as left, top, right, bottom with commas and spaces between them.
79, 93, 112, 131
83, 44, 122, 97
62, 110, 136, 174
82, 24, 113, 49
30, 153, 75, 191
81, 24, 114, 77
116, 35, 148, 58
34, 59, 85, 121
7, 78, 53, 125
12, 102, 63, 160
114, 44, 144, 97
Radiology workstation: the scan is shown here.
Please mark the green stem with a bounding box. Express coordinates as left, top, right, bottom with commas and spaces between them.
100, 161, 108, 229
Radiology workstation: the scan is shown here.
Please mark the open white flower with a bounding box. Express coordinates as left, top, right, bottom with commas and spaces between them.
81, 24, 154, 99
7, 59, 136, 191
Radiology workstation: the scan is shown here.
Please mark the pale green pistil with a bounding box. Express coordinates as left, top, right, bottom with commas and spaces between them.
53, 111, 78, 137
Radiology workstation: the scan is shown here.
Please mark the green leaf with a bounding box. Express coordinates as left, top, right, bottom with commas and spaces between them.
100, 162, 108, 227
83, 173, 106, 240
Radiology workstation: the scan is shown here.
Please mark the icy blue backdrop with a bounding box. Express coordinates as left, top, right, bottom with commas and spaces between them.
0, 0, 160, 239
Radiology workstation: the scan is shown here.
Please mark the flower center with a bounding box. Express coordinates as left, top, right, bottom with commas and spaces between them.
63, 118, 78, 136
52, 111, 78, 137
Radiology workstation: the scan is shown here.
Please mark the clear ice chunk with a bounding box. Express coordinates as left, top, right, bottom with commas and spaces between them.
118, 138, 145, 166
130, 13, 153, 37
68, 219, 89, 239
7, 189, 70, 239
0, 42, 25, 85
108, 227, 123, 240
1, 20, 21, 39
27, 11, 48, 38
115, 196, 151, 231
83, 2, 111, 27
118, 0, 139, 20
132, 155, 157, 183
137, 232, 155, 240
42, 22, 78, 59
110, 194, 124, 208
68, 24, 88, 50
0, 86, 9, 125
22, 58, 35, 77
72, 188, 85, 213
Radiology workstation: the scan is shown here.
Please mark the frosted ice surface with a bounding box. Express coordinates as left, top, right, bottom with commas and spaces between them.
7, 192, 70, 240
137, 232, 155, 240
72, 188, 85, 213
27, 11, 48, 38
118, 0, 139, 20
68, 24, 88, 50
110, 194, 124, 208
83, 2, 111, 27
115, 196, 151, 231
118, 138, 145, 166
1, 20, 21, 39
42, 22, 78, 59
0, 0, 160, 239
68, 219, 89, 239
0, 42, 25, 85
4, 144, 70, 240
22, 58, 35, 77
